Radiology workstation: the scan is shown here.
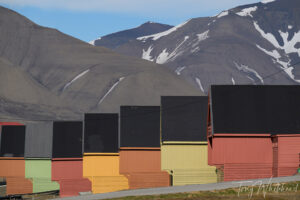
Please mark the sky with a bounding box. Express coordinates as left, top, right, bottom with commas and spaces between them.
0, 0, 260, 42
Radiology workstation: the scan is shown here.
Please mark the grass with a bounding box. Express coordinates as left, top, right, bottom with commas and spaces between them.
1, 181, 300, 199
104, 181, 300, 200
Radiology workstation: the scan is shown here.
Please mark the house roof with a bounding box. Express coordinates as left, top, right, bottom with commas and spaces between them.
161, 96, 208, 142
210, 85, 300, 135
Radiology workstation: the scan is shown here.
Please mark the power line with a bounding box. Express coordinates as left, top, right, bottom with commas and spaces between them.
251, 60, 300, 85
0, 61, 300, 122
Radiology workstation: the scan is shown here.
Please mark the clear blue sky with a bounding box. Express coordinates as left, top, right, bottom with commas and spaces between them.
0, 0, 259, 42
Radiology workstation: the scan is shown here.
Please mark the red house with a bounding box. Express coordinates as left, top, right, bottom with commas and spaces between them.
208, 85, 300, 181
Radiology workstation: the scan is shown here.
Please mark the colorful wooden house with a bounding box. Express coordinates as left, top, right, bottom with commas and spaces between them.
208, 85, 300, 181
0, 123, 32, 195
83, 114, 128, 194
161, 96, 217, 185
119, 106, 170, 189
51, 121, 91, 197
24, 122, 59, 193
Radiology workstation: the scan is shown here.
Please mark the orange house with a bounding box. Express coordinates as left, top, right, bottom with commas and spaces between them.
119, 106, 170, 189
0, 123, 32, 195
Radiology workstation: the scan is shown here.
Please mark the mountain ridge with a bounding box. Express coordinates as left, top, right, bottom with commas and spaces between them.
95, 0, 300, 93
90, 21, 173, 49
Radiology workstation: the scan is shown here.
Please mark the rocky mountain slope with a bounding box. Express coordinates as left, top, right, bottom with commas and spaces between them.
89, 21, 173, 49
99, 0, 300, 93
0, 6, 201, 120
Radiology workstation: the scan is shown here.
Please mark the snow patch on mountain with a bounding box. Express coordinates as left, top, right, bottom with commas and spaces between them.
255, 22, 300, 55
137, 20, 190, 41
261, 0, 276, 4
156, 36, 189, 64
217, 11, 229, 18
63, 69, 90, 91
156, 49, 170, 64
279, 30, 300, 56
98, 77, 125, 105
236, 6, 257, 17
231, 77, 236, 85
89, 37, 101, 46
234, 62, 264, 84
192, 30, 209, 48
254, 22, 300, 57
175, 66, 186, 75
195, 77, 204, 92
191, 47, 200, 53
256, 44, 300, 83
142, 45, 154, 61
254, 21, 281, 48
246, 76, 255, 83
256, 44, 281, 59
197, 30, 210, 42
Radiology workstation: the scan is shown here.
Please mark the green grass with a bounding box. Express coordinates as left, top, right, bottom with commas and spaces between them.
104, 181, 300, 200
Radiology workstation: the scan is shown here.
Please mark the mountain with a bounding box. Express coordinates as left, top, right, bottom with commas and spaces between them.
0, 6, 201, 120
89, 22, 173, 49
101, 0, 300, 93
0, 57, 78, 121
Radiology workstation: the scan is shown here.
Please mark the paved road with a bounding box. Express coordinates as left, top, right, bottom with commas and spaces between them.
55, 175, 300, 200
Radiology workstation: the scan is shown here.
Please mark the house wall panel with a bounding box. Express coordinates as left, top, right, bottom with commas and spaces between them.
58, 179, 91, 197
161, 144, 217, 185
223, 163, 273, 181
126, 172, 170, 189
6, 177, 32, 195
25, 159, 59, 193
278, 136, 300, 176
25, 159, 52, 179
161, 144, 213, 170
210, 137, 272, 166
83, 155, 129, 194
25, 123, 53, 158
172, 169, 217, 185
119, 149, 161, 173
83, 156, 120, 177
0, 159, 25, 177
52, 160, 83, 180
87, 176, 128, 194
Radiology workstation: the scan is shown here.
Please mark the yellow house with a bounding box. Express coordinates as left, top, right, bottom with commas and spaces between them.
160, 96, 217, 186
161, 141, 217, 185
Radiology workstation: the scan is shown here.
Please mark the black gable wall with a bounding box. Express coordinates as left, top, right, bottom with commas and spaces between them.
0, 125, 26, 157
211, 85, 300, 134
120, 106, 160, 147
161, 96, 208, 142
52, 121, 83, 158
84, 113, 119, 153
